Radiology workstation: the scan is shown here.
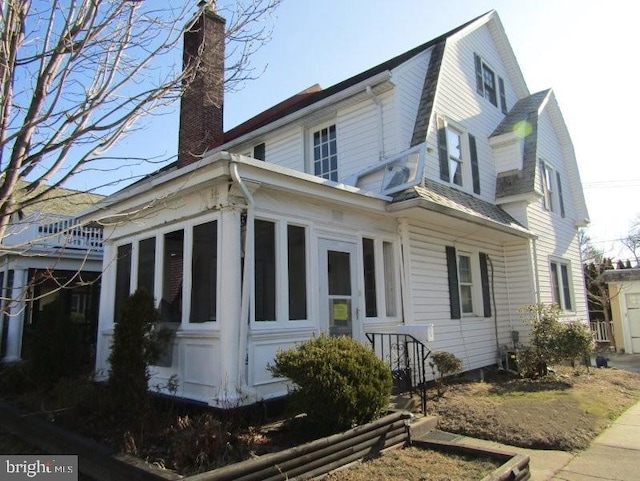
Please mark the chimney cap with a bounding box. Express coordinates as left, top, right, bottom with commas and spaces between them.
198, 0, 216, 12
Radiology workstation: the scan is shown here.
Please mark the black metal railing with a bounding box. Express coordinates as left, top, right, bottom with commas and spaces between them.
365, 332, 431, 413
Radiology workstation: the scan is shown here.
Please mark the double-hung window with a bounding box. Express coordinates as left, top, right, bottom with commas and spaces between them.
474, 53, 508, 114
481, 65, 497, 106
457, 253, 474, 314
436, 117, 481, 195
362, 238, 398, 319
539, 160, 566, 217
550, 260, 573, 311
312, 124, 338, 181
540, 161, 554, 212
446, 246, 492, 319
446, 127, 463, 187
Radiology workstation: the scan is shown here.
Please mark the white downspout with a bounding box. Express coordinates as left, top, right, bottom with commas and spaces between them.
366, 85, 384, 161
229, 156, 254, 393
397, 217, 413, 324
531, 238, 541, 305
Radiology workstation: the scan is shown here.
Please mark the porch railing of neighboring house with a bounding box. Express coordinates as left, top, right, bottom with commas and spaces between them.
36, 215, 104, 251
590, 320, 612, 343
365, 332, 432, 414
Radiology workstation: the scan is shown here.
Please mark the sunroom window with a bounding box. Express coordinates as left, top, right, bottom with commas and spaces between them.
190, 221, 217, 323
161, 230, 184, 323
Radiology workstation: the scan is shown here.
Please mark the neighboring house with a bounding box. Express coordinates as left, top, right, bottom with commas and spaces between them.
0, 184, 104, 362
81, 6, 589, 407
602, 269, 640, 353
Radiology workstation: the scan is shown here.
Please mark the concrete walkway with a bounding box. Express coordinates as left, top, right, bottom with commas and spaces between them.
549, 400, 640, 480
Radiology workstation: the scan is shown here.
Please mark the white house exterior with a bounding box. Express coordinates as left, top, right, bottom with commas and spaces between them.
82, 8, 589, 407
0, 186, 104, 362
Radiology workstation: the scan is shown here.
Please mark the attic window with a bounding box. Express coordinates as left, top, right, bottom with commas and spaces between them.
253, 143, 265, 161
474, 53, 507, 113
482, 65, 497, 106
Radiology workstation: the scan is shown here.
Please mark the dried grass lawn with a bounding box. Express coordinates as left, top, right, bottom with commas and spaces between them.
325, 365, 640, 480
433, 365, 640, 451
323, 447, 500, 481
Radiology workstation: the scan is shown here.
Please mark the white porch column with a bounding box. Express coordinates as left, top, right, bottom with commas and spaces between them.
3, 268, 28, 362
216, 206, 242, 402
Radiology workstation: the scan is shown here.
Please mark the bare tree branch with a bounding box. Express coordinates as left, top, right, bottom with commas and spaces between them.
0, 0, 281, 244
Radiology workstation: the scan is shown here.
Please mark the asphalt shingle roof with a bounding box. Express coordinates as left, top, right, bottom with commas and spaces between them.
492, 90, 550, 199
392, 179, 526, 232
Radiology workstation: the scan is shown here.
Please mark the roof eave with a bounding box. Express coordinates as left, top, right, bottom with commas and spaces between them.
386, 197, 535, 239
217, 71, 393, 152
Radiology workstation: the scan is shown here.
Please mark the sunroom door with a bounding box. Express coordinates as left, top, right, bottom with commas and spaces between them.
318, 239, 359, 338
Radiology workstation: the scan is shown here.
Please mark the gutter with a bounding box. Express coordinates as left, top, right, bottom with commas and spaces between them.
387, 197, 535, 240
219, 71, 393, 151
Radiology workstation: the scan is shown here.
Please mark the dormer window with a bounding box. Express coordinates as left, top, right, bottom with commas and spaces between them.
539, 160, 566, 217
446, 127, 463, 186
436, 116, 481, 195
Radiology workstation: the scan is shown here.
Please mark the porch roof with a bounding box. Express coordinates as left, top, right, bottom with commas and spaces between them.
388, 180, 533, 238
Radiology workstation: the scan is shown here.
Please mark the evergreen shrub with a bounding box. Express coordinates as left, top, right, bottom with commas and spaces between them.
107, 289, 172, 422
269, 334, 392, 435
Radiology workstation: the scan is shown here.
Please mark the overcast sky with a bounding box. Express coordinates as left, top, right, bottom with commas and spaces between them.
86, 0, 640, 260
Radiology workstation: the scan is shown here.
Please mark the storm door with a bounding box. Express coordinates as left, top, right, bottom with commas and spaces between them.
318, 239, 359, 338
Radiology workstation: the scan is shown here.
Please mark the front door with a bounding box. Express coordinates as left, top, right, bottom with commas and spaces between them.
626, 293, 640, 353
318, 239, 359, 338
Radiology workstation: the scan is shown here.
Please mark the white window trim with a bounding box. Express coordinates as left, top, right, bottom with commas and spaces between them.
307, 119, 338, 181
111, 213, 222, 330
549, 257, 574, 312
442, 119, 471, 190
456, 250, 483, 317
251, 216, 314, 330
540, 160, 556, 213
358, 235, 401, 324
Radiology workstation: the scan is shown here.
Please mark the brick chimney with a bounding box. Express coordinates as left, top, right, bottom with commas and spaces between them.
178, 2, 225, 168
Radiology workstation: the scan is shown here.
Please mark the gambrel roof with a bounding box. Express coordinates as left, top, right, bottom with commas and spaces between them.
116, 9, 587, 232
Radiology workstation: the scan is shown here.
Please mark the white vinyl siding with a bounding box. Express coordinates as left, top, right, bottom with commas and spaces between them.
404, 220, 531, 372
524, 110, 587, 319
427, 25, 515, 203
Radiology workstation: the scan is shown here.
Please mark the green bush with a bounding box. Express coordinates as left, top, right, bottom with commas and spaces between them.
429, 351, 463, 397
268, 334, 392, 435
517, 304, 594, 378
107, 289, 172, 422
557, 321, 595, 367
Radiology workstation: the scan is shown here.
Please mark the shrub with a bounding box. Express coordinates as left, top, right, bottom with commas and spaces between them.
268, 334, 392, 435
557, 321, 595, 367
168, 413, 254, 473
517, 304, 594, 378
429, 351, 463, 397
107, 289, 172, 422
